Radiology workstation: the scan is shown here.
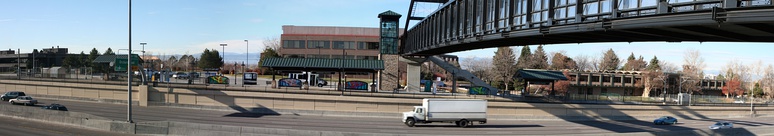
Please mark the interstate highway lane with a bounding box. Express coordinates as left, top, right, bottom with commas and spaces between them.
2, 97, 774, 135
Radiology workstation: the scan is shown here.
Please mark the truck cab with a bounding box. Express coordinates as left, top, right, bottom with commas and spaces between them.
403, 106, 426, 125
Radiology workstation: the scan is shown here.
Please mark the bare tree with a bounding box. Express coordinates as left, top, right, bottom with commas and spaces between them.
681, 49, 706, 94
721, 60, 750, 97
573, 54, 592, 71
763, 64, 774, 98
263, 36, 281, 53
461, 57, 494, 82
492, 47, 517, 92
660, 61, 678, 73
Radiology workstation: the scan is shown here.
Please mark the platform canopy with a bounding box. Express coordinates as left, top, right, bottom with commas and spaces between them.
261, 58, 384, 72
515, 69, 568, 84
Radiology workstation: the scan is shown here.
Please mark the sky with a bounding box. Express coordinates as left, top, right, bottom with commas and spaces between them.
1, 0, 772, 75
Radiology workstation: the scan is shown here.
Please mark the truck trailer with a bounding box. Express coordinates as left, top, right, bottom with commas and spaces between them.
402, 98, 487, 128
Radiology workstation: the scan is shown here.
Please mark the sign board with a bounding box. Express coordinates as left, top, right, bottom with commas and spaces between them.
114, 54, 141, 72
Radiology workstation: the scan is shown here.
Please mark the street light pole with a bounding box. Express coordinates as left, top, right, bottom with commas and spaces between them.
219, 43, 227, 74
140, 42, 147, 85
244, 39, 248, 73
127, 0, 133, 123
17, 49, 20, 79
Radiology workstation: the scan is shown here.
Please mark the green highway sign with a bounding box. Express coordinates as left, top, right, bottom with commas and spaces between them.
114, 54, 141, 72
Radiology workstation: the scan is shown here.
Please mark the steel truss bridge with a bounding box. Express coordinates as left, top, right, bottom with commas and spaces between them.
401, 0, 774, 56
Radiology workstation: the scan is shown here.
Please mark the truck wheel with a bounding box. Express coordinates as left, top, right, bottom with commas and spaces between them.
454, 121, 460, 127
405, 119, 416, 127
458, 120, 469, 128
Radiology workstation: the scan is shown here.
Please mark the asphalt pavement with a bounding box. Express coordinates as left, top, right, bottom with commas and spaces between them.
2, 97, 774, 135
0, 115, 135, 136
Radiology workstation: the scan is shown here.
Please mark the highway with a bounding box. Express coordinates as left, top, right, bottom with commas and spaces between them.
1, 97, 773, 135
0, 115, 135, 136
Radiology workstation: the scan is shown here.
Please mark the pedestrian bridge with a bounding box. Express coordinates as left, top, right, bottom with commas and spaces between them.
401, 0, 774, 56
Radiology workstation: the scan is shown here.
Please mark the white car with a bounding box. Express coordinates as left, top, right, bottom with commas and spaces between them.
709, 121, 733, 129
9, 96, 38, 106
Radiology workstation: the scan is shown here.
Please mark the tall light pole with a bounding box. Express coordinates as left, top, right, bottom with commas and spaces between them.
127, 0, 133, 123
219, 43, 227, 74
17, 49, 20, 78
244, 40, 248, 73
140, 42, 147, 85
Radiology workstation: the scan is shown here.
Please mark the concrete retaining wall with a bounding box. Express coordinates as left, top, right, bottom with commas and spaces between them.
3, 79, 773, 121
0, 104, 133, 134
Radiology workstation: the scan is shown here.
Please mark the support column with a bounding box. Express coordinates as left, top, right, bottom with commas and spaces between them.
406, 62, 422, 92
139, 85, 148, 107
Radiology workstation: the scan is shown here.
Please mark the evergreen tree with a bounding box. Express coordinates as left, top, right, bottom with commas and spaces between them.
716, 74, 725, 80
646, 56, 661, 71
600, 48, 620, 71
104, 48, 115, 55
79, 51, 88, 67
622, 53, 636, 70
516, 46, 532, 69
258, 47, 280, 74
197, 49, 224, 69
531, 45, 549, 69
62, 55, 78, 69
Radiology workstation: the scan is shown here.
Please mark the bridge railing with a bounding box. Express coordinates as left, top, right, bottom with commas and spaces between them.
402, 0, 773, 55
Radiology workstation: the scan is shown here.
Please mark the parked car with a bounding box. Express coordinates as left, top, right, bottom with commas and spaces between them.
653, 116, 678, 125
42, 103, 68, 111
9, 96, 37, 106
188, 72, 201, 78
1, 91, 26, 101
317, 78, 328, 87
709, 121, 734, 129
173, 72, 189, 79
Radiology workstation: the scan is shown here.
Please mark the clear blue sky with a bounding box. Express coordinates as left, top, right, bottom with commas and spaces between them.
1, 0, 771, 74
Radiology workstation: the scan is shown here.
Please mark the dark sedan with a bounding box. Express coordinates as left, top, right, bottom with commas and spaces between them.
653, 116, 678, 125
41, 104, 68, 111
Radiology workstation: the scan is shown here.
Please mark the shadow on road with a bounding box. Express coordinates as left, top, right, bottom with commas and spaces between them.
414, 124, 543, 128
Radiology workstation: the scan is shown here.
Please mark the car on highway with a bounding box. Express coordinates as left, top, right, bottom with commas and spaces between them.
173, 72, 189, 79
0, 91, 26, 101
653, 116, 678, 125
41, 103, 68, 111
709, 121, 734, 129
9, 96, 38, 106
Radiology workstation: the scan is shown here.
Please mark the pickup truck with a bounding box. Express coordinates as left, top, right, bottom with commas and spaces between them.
9, 96, 38, 106
403, 98, 487, 128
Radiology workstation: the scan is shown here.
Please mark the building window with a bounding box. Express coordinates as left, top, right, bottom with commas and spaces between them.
358, 42, 379, 50
306, 55, 329, 59
332, 41, 356, 49
355, 56, 378, 60
380, 38, 398, 54
586, 88, 593, 95
601, 88, 607, 94
282, 40, 305, 48
283, 54, 305, 58
332, 55, 355, 59
307, 40, 330, 49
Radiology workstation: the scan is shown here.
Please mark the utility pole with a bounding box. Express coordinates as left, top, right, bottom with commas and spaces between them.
127, 0, 133, 123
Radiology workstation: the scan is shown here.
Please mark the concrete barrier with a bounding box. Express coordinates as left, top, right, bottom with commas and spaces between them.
2, 101, 773, 136
0, 104, 134, 134
3, 78, 773, 121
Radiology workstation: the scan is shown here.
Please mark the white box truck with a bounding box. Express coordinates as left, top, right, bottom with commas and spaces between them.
402, 99, 487, 128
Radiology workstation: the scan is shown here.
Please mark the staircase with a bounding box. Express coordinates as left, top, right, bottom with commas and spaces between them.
427, 56, 499, 95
